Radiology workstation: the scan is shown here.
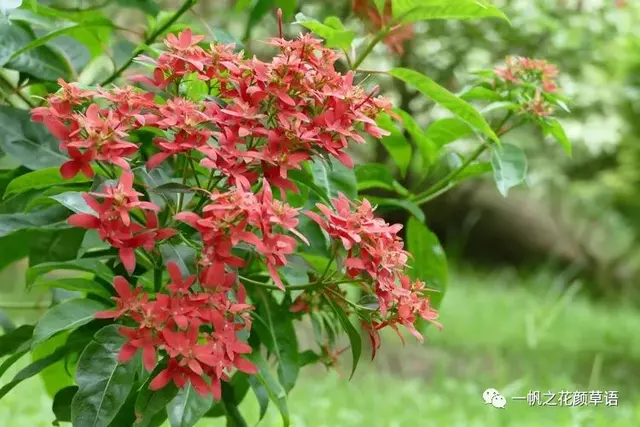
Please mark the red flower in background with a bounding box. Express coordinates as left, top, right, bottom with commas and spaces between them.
352, 0, 414, 55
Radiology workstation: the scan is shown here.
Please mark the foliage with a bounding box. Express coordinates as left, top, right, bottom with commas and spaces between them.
0, 1, 572, 426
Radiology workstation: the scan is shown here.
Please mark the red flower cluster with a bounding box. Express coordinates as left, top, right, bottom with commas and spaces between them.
96, 265, 255, 397
493, 56, 561, 117
68, 171, 175, 272
32, 27, 439, 395
306, 194, 440, 355
176, 180, 307, 290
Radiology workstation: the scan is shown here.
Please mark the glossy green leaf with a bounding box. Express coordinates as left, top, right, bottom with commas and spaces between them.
490, 143, 528, 197
355, 164, 408, 196
295, 13, 354, 52
71, 325, 138, 427
376, 114, 413, 178
256, 292, 299, 393
394, 109, 438, 168
0, 324, 33, 358
28, 227, 86, 266
365, 196, 425, 222
167, 383, 213, 427
389, 68, 499, 143
0, 206, 70, 239
4, 167, 90, 198
135, 369, 179, 427
324, 297, 361, 380
0, 21, 73, 81
52, 386, 78, 424
0, 345, 67, 399
392, 0, 509, 24
0, 107, 67, 169
50, 191, 95, 215
310, 158, 357, 200
26, 258, 114, 288
424, 118, 475, 147
246, 352, 289, 427
542, 118, 572, 157
32, 298, 106, 347
32, 332, 74, 397
406, 217, 448, 308
288, 169, 332, 204
160, 244, 197, 276
33, 276, 111, 299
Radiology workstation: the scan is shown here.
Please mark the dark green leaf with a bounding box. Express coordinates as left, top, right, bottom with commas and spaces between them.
4, 167, 90, 198
298, 350, 320, 367
26, 258, 114, 288
53, 386, 78, 423
167, 383, 213, 427
221, 381, 248, 427
424, 118, 475, 147
389, 68, 499, 143
135, 369, 179, 427
256, 292, 299, 393
160, 244, 197, 276
310, 158, 357, 200
365, 196, 425, 222
324, 297, 361, 380
248, 375, 269, 421
152, 182, 195, 194
33, 276, 112, 299
32, 298, 106, 347
376, 114, 413, 178
0, 206, 70, 238
0, 21, 73, 81
0, 345, 67, 399
295, 13, 354, 52
490, 143, 527, 197
355, 164, 409, 196
28, 227, 86, 266
406, 217, 447, 308
0, 324, 33, 358
288, 169, 332, 204
50, 191, 95, 214
246, 352, 289, 427
394, 109, 438, 169
32, 332, 74, 398
392, 0, 509, 24
71, 325, 138, 427
0, 106, 67, 169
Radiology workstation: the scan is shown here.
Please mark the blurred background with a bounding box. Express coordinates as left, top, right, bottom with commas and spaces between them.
2, 0, 640, 425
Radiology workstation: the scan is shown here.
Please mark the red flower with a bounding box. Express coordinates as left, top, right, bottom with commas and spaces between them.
95, 276, 145, 319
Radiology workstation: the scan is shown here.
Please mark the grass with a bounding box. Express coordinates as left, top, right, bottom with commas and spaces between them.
1, 267, 640, 426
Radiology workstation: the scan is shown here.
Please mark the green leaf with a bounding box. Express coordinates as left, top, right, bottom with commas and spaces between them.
542, 118, 572, 157
221, 381, 248, 427
376, 114, 413, 178
256, 292, 299, 393
355, 164, 409, 196
245, 352, 289, 427
392, 0, 509, 24
114, 0, 160, 15
32, 298, 106, 347
28, 227, 86, 266
152, 182, 195, 195
295, 13, 354, 52
456, 162, 492, 181
459, 86, 502, 102
33, 276, 112, 299
288, 169, 332, 204
4, 167, 90, 198
310, 158, 357, 200
0, 345, 67, 399
324, 297, 361, 379
160, 244, 197, 276
365, 196, 425, 222
135, 369, 179, 427
424, 118, 475, 147
0, 324, 33, 358
389, 68, 499, 143
490, 143, 527, 197
0, 206, 70, 238
0, 21, 73, 81
0, 106, 67, 169
167, 383, 213, 427
71, 325, 138, 427
26, 258, 114, 288
406, 217, 447, 308
32, 332, 74, 397
52, 386, 78, 424
248, 376, 269, 421
50, 191, 95, 214
394, 109, 438, 169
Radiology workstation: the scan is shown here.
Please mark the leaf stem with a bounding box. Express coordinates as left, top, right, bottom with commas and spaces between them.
0, 74, 34, 108
100, 0, 198, 86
